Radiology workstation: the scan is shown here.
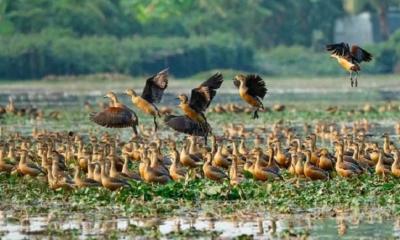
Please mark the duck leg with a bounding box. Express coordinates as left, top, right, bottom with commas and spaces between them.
153, 116, 158, 132
354, 72, 359, 87
349, 72, 354, 87
132, 125, 138, 136
252, 109, 259, 119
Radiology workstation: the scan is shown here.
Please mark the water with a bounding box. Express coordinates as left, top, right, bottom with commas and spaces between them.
0, 207, 399, 239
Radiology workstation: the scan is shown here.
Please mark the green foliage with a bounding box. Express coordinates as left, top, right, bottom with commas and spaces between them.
366, 29, 400, 73
256, 46, 342, 76
2, 173, 400, 217
1, 0, 400, 79
0, 32, 254, 79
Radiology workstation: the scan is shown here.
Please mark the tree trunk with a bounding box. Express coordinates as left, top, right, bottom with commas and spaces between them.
375, 0, 390, 41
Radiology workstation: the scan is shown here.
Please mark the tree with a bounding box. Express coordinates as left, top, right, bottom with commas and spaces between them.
343, 0, 400, 41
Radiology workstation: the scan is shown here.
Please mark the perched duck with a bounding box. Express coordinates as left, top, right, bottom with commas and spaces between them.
0, 146, 15, 173
142, 157, 171, 184
74, 165, 101, 188
376, 149, 391, 178
169, 149, 187, 181
17, 150, 45, 177
303, 150, 328, 180
229, 155, 244, 185
253, 148, 282, 181
391, 150, 400, 177
203, 153, 228, 182
100, 162, 130, 191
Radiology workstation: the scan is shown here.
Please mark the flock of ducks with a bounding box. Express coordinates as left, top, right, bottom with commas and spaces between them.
1, 119, 400, 191
0, 42, 382, 192
88, 69, 267, 144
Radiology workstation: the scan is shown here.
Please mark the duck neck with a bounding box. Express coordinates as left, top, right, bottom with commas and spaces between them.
41, 153, 48, 167
394, 152, 399, 166
383, 137, 390, 153
19, 152, 27, 164
0, 148, 4, 163
378, 150, 384, 165
110, 159, 117, 173
268, 149, 275, 165
88, 164, 94, 178
189, 138, 197, 154
150, 151, 158, 167
305, 152, 311, 165
100, 164, 106, 179
276, 142, 282, 154
337, 151, 343, 163
74, 167, 80, 180
8, 145, 15, 159
352, 146, 359, 160
310, 138, 316, 152
232, 142, 239, 156
110, 95, 119, 106
231, 158, 238, 177
121, 155, 128, 170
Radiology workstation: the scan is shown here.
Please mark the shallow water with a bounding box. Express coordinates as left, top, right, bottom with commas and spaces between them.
0, 207, 399, 239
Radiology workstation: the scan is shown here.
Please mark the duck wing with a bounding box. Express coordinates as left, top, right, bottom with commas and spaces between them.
90, 107, 137, 128
245, 75, 267, 99
189, 72, 223, 113
142, 68, 169, 104
350, 45, 372, 63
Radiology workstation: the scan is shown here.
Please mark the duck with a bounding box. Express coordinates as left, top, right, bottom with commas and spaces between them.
318, 148, 335, 171
295, 153, 305, 177
213, 145, 231, 169
73, 165, 101, 188
142, 157, 171, 184
375, 149, 391, 178
0, 145, 15, 173
125, 68, 168, 131
203, 153, 228, 182
266, 148, 280, 174
233, 74, 267, 119
180, 144, 202, 168
288, 152, 297, 175
46, 165, 74, 190
90, 91, 139, 135
253, 148, 282, 181
121, 154, 141, 180
303, 150, 328, 180
17, 150, 45, 177
305, 134, 320, 164
93, 163, 102, 183
335, 148, 362, 178
100, 162, 130, 191
326, 42, 372, 87
391, 150, 400, 177
169, 149, 187, 181
238, 139, 249, 156
176, 72, 223, 141
274, 141, 290, 168
229, 155, 244, 185
350, 143, 374, 168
